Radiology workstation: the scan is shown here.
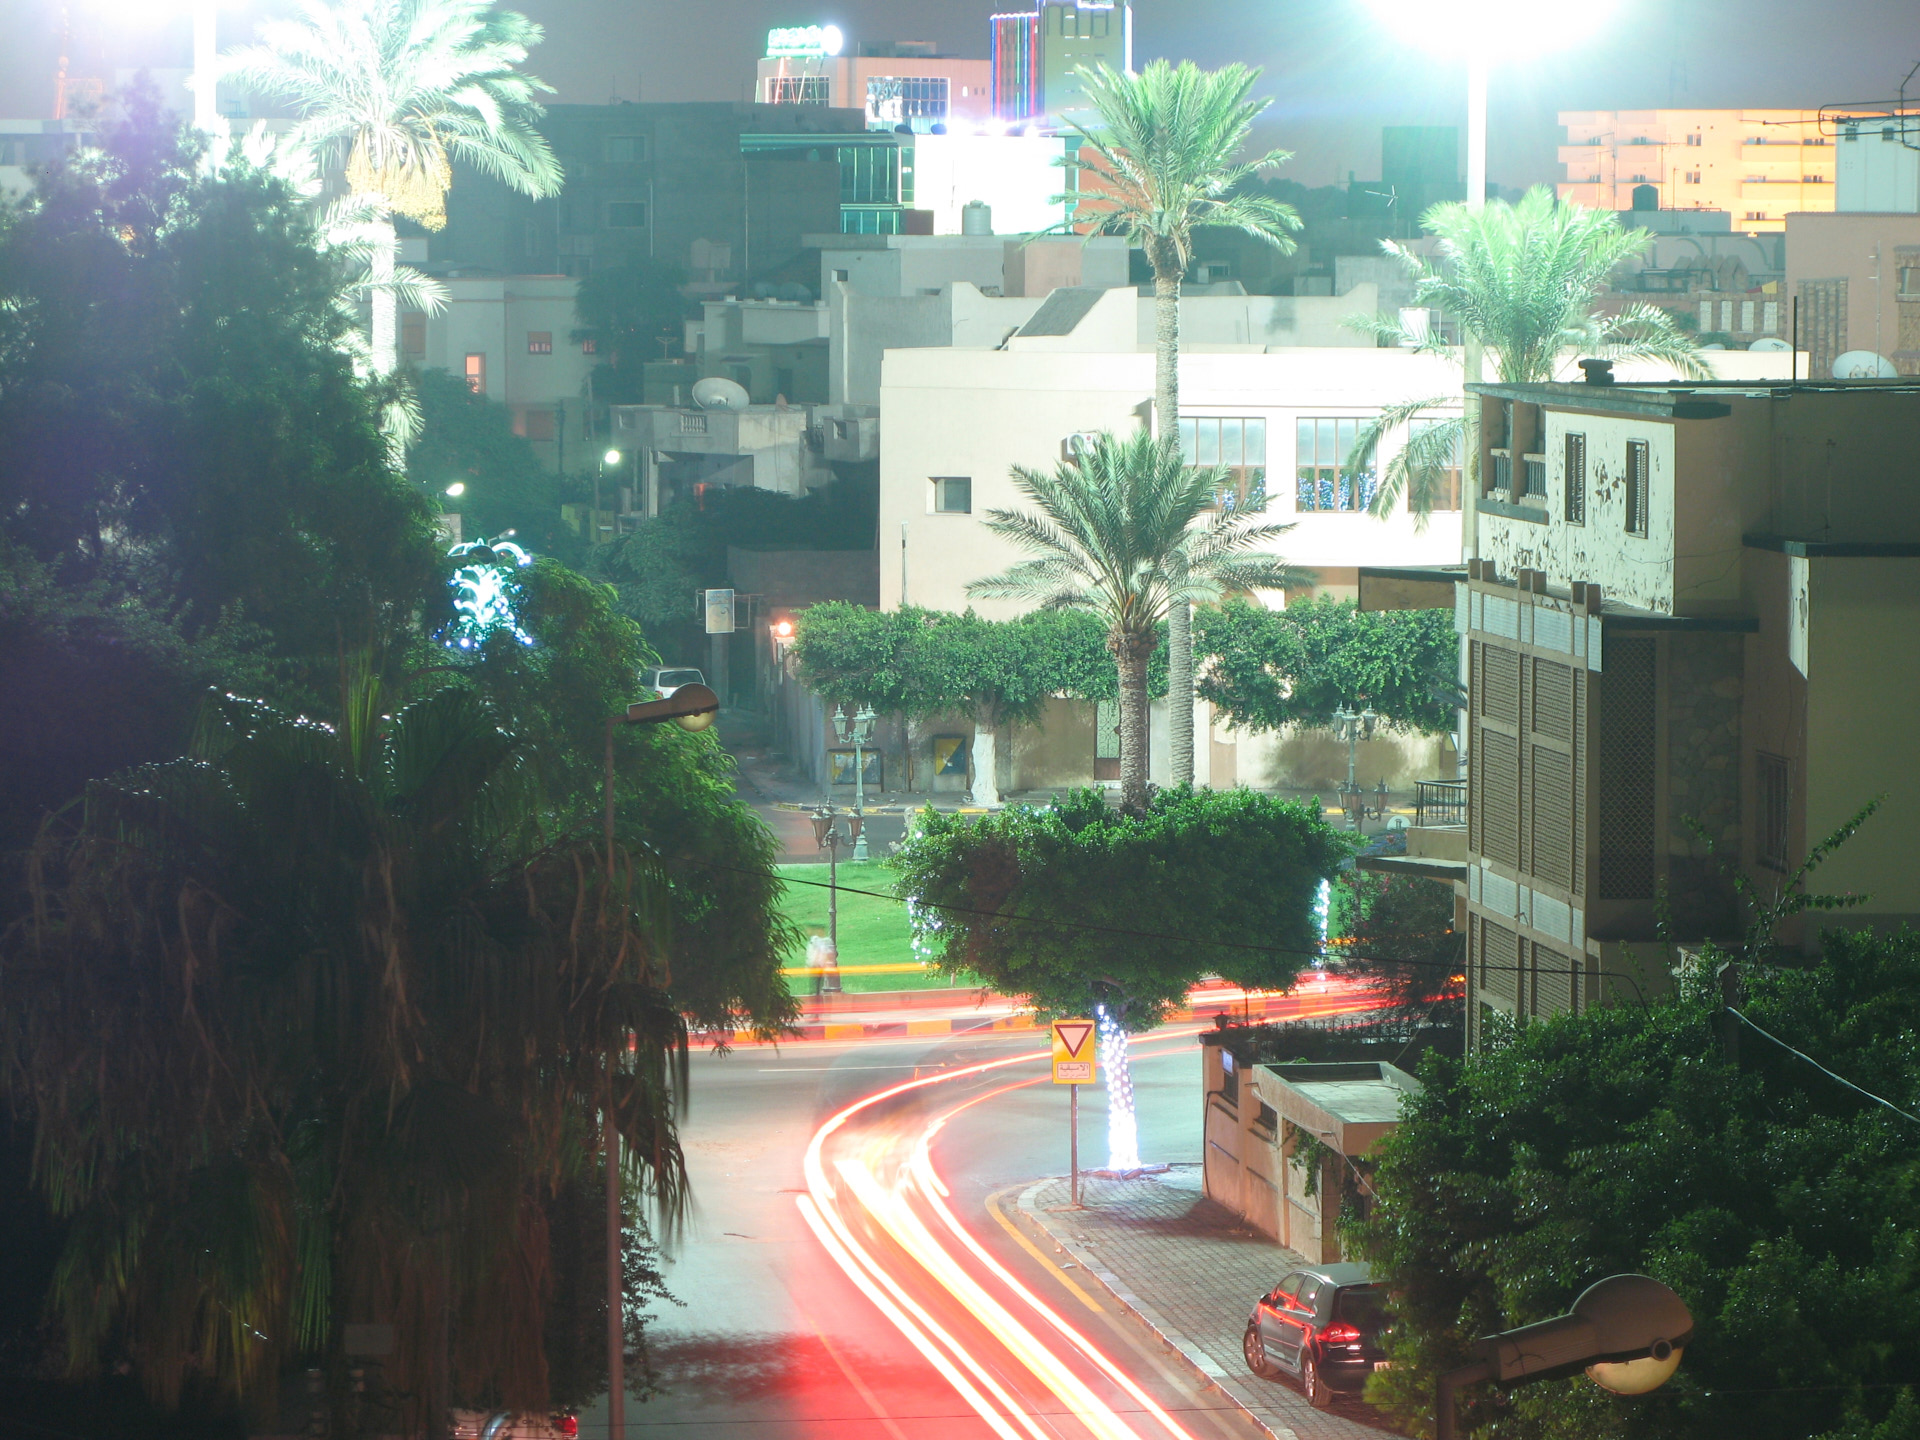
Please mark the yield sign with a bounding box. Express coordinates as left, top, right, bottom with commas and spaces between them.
1052, 1020, 1095, 1062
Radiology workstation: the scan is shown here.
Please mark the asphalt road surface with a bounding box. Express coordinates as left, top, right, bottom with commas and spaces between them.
576, 1029, 1266, 1440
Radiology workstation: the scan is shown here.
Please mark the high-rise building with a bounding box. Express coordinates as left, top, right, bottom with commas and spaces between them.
1559, 109, 1836, 231
755, 28, 992, 132
990, 1, 1131, 130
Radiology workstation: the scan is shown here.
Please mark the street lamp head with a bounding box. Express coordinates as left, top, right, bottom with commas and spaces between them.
1360, 0, 1620, 57
603, 449, 623, 467
1476, 1274, 1693, 1392
445, 481, 466, 497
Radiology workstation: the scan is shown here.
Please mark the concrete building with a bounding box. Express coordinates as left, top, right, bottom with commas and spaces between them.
1200, 1049, 1419, 1263
1559, 110, 1836, 230
990, 0, 1131, 130
1837, 115, 1920, 213
0, 119, 94, 199
877, 284, 1466, 797
1365, 373, 1920, 1049
1784, 210, 1920, 377
755, 31, 992, 132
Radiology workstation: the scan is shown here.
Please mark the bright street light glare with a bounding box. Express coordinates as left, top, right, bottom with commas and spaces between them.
445, 482, 466, 497
1360, 0, 1620, 57
603, 449, 623, 466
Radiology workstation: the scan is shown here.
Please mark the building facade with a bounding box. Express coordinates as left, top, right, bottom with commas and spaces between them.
1784, 210, 1920, 377
990, 1, 1131, 129
1559, 109, 1835, 230
755, 35, 992, 132
1376, 375, 1920, 1050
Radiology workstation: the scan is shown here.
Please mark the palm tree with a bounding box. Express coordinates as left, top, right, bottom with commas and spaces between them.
967, 430, 1310, 811
1060, 60, 1303, 789
223, 0, 563, 375
1350, 186, 1708, 521
6, 680, 687, 1430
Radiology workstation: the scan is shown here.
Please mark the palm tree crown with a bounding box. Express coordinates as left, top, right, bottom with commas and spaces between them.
224, 0, 562, 230
968, 430, 1310, 808
1058, 59, 1302, 791
1350, 186, 1707, 520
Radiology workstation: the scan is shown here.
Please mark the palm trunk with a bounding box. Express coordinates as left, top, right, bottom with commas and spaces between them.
1151, 253, 1194, 787
370, 215, 399, 378
1113, 632, 1151, 812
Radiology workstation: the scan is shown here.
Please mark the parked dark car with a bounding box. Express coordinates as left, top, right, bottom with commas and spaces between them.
1243, 1262, 1390, 1407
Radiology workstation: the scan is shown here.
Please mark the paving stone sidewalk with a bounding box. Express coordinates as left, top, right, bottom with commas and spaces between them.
1016, 1165, 1399, 1440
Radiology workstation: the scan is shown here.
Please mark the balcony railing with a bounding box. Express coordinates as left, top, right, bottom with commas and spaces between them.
1414, 779, 1467, 828
1521, 456, 1546, 499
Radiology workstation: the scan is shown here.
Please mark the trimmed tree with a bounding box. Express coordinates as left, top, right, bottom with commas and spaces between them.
893, 787, 1345, 1170
1062, 60, 1303, 785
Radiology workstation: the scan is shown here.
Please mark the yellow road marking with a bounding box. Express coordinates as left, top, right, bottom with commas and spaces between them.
984, 1184, 1105, 1315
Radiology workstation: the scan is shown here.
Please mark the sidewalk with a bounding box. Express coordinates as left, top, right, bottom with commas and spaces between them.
1015, 1166, 1400, 1440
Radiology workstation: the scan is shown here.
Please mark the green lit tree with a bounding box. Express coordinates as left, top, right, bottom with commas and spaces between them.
1061, 59, 1303, 786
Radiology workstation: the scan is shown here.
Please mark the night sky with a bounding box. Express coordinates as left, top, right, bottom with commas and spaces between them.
3, 0, 1917, 189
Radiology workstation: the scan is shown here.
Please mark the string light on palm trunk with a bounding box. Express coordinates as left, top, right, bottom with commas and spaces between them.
1094, 1005, 1140, 1173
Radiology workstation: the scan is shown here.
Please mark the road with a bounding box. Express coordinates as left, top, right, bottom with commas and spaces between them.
580, 1029, 1267, 1440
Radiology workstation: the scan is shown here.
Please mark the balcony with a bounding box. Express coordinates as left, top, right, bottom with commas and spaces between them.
1415, 779, 1466, 828
1359, 778, 1467, 881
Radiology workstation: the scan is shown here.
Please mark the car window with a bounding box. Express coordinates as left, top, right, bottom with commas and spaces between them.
1269, 1274, 1303, 1303
1296, 1278, 1324, 1312
1333, 1285, 1389, 1337
658, 669, 703, 687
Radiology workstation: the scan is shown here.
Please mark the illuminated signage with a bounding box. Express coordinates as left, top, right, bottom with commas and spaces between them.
765, 23, 844, 58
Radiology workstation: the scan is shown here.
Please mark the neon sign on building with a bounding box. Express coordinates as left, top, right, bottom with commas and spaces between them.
765, 24, 844, 58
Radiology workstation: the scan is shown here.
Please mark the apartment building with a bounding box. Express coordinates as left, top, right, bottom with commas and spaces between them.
990, 0, 1131, 129
1369, 372, 1920, 1048
1785, 211, 1920, 378
755, 33, 992, 132
1559, 109, 1835, 230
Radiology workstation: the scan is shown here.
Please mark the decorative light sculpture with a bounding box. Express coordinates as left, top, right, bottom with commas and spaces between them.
446, 537, 535, 650
1094, 1004, 1140, 1173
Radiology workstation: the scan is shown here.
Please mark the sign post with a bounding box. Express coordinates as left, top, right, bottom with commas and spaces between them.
1052, 1019, 1096, 1208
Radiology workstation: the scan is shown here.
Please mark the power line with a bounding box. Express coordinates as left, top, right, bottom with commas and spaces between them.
1726, 1007, 1920, 1125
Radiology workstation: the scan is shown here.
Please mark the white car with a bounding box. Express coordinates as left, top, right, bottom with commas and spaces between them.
639, 666, 706, 699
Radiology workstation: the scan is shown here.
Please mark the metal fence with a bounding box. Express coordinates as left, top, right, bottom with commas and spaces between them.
1414, 778, 1467, 828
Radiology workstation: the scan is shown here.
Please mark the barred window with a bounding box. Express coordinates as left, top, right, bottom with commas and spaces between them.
1565, 432, 1587, 524
1624, 439, 1650, 537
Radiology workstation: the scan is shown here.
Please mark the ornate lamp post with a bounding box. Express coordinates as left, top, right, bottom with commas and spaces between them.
1331, 701, 1379, 830
809, 805, 860, 993
832, 704, 877, 861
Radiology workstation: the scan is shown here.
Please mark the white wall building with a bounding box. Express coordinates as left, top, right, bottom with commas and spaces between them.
1836, 116, 1920, 213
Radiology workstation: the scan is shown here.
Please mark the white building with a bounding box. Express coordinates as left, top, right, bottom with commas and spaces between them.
876, 285, 1466, 800
1836, 115, 1920, 213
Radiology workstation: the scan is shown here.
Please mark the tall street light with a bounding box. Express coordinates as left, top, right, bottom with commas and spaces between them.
831, 704, 876, 862
599, 681, 719, 1440
1358, 0, 1621, 559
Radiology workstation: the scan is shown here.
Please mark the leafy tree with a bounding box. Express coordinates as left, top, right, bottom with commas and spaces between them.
223, 0, 564, 374
3, 680, 688, 1431
968, 430, 1308, 810
573, 259, 691, 403
1328, 870, 1464, 1018
893, 787, 1344, 1169
1195, 596, 1461, 735
1347, 188, 1707, 520
1061, 60, 1303, 786
1350, 924, 1920, 1440
408, 366, 577, 556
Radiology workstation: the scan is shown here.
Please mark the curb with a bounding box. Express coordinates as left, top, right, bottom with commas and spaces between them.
1014, 1178, 1299, 1440
706, 1012, 1039, 1044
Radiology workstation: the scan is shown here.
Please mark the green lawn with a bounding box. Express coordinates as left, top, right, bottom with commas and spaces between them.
775, 862, 980, 993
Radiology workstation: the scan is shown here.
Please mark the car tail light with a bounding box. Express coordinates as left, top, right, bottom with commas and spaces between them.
556, 1416, 579, 1437
1322, 1323, 1362, 1345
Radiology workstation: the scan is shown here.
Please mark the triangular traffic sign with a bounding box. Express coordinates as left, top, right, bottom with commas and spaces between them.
1054, 1021, 1094, 1059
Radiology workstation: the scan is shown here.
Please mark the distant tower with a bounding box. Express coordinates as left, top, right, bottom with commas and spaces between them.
990, 1, 1131, 130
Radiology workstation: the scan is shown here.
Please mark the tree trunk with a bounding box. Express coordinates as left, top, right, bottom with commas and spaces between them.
969, 723, 1001, 807
1113, 631, 1151, 812
1151, 250, 1194, 787
370, 215, 399, 378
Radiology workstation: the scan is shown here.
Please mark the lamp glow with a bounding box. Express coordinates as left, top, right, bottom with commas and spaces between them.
445, 481, 466, 497
1587, 1348, 1683, 1396
603, 449, 622, 466
446, 537, 535, 650
1360, 0, 1619, 57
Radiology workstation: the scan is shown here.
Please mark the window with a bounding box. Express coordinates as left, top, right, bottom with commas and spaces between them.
1256, 1101, 1277, 1132
401, 311, 426, 356
1624, 440, 1650, 536
1899, 266, 1920, 299
1686, 133, 1703, 146
1740, 300, 1756, 333
1720, 300, 1735, 331
581, 336, 597, 354
1408, 418, 1462, 510
463, 353, 486, 394
526, 331, 553, 354
1219, 1049, 1238, 1105
606, 201, 648, 229
1295, 417, 1378, 512
1177, 415, 1268, 510
1745, 210, 1768, 222
766, 75, 829, 104
1757, 752, 1792, 871
1699, 299, 1714, 330
513, 405, 556, 442
602, 134, 646, 164
865, 75, 950, 128
1564, 432, 1587, 524
1763, 300, 1780, 333
1685, 170, 1702, 184
932, 476, 972, 514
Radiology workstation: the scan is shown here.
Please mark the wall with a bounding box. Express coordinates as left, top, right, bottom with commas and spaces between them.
1784, 211, 1920, 377
1663, 632, 1744, 936
1837, 124, 1920, 214
1146, 288, 1382, 349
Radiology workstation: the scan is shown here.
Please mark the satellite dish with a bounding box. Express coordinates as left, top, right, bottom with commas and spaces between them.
1748, 337, 1791, 352
1831, 350, 1899, 380
690, 376, 751, 410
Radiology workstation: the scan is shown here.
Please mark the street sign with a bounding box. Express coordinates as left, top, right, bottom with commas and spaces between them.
1052, 1019, 1096, 1085
703, 587, 735, 634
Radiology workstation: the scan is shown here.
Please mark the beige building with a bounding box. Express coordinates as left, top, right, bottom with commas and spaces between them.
756, 44, 991, 131
1200, 1048, 1419, 1264
1560, 109, 1835, 230
1367, 373, 1920, 1049
1784, 210, 1920, 377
